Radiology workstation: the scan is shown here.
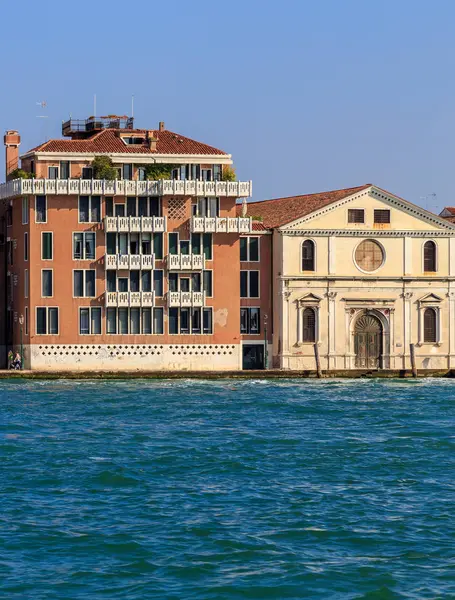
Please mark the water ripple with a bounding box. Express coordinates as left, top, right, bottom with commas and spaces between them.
0, 378, 454, 599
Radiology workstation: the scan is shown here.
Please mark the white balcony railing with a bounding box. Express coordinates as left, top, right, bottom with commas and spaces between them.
105, 254, 155, 270
105, 216, 166, 233
0, 178, 252, 201
167, 291, 205, 307
167, 254, 205, 271
190, 216, 252, 233
105, 291, 155, 307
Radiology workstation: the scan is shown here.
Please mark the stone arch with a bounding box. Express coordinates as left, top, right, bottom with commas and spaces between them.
350, 309, 390, 369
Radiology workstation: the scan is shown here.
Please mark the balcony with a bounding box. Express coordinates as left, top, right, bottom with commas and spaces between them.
105, 291, 155, 307
0, 178, 252, 200
105, 216, 166, 233
190, 216, 252, 233
105, 254, 154, 270
167, 254, 205, 271
167, 291, 205, 307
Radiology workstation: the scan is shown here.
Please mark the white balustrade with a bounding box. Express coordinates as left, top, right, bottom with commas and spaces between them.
103, 216, 167, 233
105, 253, 154, 270
0, 178, 252, 201
105, 255, 118, 269
167, 254, 204, 270
190, 216, 252, 233
105, 291, 155, 307
141, 254, 154, 269
167, 291, 205, 307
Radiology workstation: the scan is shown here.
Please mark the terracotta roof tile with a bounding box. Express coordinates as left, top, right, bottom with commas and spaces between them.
26, 128, 228, 156
236, 185, 371, 228
441, 207, 455, 216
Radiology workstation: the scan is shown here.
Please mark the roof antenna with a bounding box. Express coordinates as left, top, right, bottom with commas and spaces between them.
94, 94, 97, 117
36, 101, 49, 141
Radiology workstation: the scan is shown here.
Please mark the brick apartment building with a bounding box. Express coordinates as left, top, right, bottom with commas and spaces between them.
0, 115, 273, 371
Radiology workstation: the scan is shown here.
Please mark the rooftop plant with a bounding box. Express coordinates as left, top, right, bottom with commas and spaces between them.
91, 156, 118, 180
222, 166, 236, 182
9, 168, 34, 179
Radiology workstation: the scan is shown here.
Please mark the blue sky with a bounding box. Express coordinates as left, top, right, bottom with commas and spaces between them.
2, 0, 455, 211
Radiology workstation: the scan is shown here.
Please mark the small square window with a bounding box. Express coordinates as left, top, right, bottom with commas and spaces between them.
348, 209, 364, 224
374, 209, 390, 224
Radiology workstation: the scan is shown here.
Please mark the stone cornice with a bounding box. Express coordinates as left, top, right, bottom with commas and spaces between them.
281, 230, 455, 237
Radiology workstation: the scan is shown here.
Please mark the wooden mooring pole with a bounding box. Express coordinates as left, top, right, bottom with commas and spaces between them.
410, 343, 417, 378
314, 343, 322, 378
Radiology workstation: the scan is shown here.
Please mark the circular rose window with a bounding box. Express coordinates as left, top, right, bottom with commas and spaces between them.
355, 240, 384, 272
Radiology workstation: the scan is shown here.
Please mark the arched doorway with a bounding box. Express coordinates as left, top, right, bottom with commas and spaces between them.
354, 314, 383, 368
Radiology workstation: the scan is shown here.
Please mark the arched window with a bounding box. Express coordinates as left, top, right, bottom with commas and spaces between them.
302, 240, 315, 271
423, 241, 437, 272
423, 308, 437, 343
302, 308, 316, 342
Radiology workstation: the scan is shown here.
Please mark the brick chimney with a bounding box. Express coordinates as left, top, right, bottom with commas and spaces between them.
4, 130, 21, 179
146, 130, 158, 151
159, 121, 165, 132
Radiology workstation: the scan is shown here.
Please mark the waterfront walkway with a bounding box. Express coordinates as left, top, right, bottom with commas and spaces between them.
0, 369, 453, 379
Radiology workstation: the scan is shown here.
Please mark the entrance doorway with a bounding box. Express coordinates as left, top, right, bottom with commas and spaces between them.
354, 314, 383, 369
242, 344, 264, 370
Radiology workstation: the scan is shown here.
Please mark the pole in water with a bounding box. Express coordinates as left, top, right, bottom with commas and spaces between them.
410, 343, 417, 378
314, 343, 322, 378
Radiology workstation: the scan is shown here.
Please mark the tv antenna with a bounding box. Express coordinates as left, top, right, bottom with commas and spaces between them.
36, 100, 49, 141
420, 193, 437, 214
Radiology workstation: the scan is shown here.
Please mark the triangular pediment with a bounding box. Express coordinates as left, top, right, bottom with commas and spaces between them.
418, 293, 444, 304
297, 293, 322, 304
279, 186, 455, 233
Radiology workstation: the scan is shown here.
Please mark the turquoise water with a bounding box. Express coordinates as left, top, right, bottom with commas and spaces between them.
1, 379, 454, 599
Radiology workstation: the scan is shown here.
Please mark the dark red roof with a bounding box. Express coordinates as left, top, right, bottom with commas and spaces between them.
26, 128, 227, 156
237, 185, 371, 228
441, 207, 455, 216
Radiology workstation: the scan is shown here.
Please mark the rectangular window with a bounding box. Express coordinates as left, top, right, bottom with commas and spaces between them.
180, 308, 190, 334
123, 164, 133, 180
139, 197, 148, 217
154, 308, 164, 334
118, 308, 128, 334
130, 308, 140, 334
168, 233, 179, 255
25, 306, 29, 336
73, 232, 96, 260
107, 308, 117, 334
79, 196, 101, 223
42, 232, 53, 260
74, 269, 96, 297
149, 197, 161, 217
203, 270, 213, 296
240, 307, 261, 334
169, 307, 179, 334
24, 269, 29, 299
191, 308, 201, 334
169, 273, 178, 292
191, 233, 201, 254
203, 308, 213, 334
203, 233, 212, 260
142, 308, 152, 334
141, 270, 152, 292
22, 197, 29, 225
105, 198, 114, 217
6, 207, 12, 227
42, 269, 53, 297
48, 166, 59, 179
374, 209, 391, 224
153, 233, 163, 259
36, 307, 59, 335
106, 233, 116, 255
348, 209, 365, 224
36, 196, 47, 223
240, 271, 248, 298
107, 271, 116, 292
240, 237, 260, 261
24, 232, 28, 262
127, 197, 137, 217
240, 271, 259, 298
82, 167, 93, 179
153, 270, 164, 296
80, 308, 90, 335
60, 161, 70, 179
